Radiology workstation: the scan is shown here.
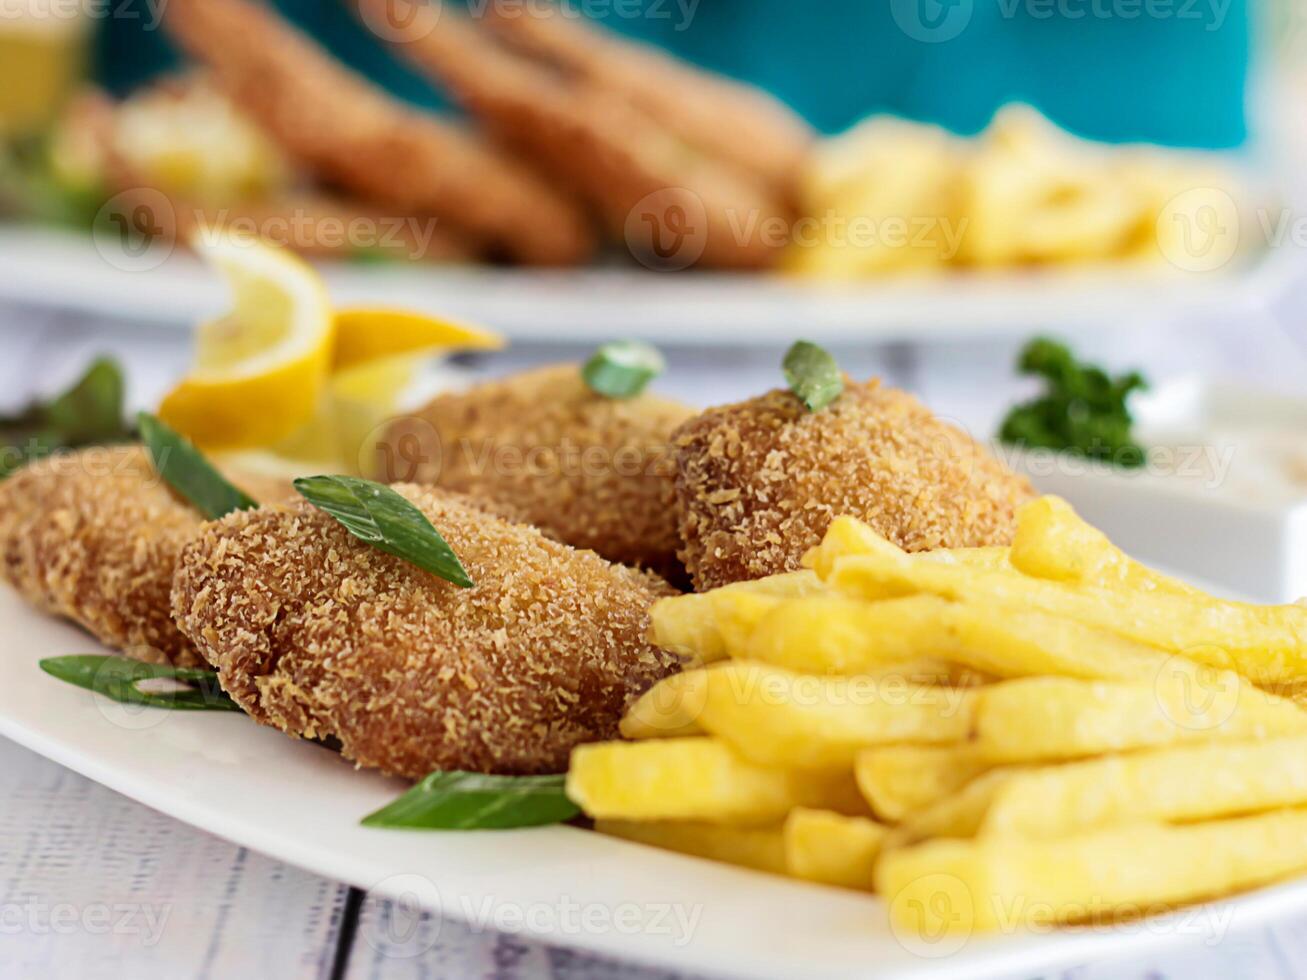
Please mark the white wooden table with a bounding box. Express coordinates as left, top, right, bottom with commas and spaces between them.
4, 297, 1307, 979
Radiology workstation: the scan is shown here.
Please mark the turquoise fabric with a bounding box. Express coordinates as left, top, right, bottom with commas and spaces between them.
96, 0, 1248, 148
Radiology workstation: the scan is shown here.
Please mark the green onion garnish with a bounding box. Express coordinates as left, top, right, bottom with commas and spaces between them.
294, 475, 473, 588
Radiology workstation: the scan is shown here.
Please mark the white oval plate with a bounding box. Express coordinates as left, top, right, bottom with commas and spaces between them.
0, 227, 1296, 345
2, 585, 1305, 979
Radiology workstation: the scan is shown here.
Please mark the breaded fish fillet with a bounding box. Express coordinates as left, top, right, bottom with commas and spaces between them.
374, 364, 695, 575
162, 0, 594, 265
482, 0, 813, 199
352, 0, 792, 270
0, 446, 290, 666
673, 379, 1038, 590
171, 486, 680, 777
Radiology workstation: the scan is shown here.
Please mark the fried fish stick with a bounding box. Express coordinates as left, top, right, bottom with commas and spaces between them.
0, 446, 289, 666
481, 0, 813, 198
374, 364, 695, 574
673, 379, 1037, 589
162, 0, 594, 265
353, 0, 790, 270
171, 486, 682, 777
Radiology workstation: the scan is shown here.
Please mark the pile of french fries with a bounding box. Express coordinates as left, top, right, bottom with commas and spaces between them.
784, 105, 1245, 279
565, 497, 1307, 936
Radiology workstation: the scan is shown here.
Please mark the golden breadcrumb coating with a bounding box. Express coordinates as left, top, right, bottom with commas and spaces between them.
673, 379, 1038, 589
0, 446, 291, 666
482, 0, 813, 200
352, 0, 792, 270
162, 0, 595, 266
171, 486, 681, 778
374, 365, 695, 576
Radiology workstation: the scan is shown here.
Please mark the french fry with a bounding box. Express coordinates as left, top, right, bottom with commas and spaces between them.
649, 571, 824, 662
877, 807, 1307, 933
943, 604, 1174, 681
710, 591, 788, 658
597, 820, 787, 875
925, 735, 1307, 840
973, 675, 1307, 763
694, 662, 977, 769
855, 745, 992, 821
1011, 496, 1197, 596
783, 808, 887, 891
745, 591, 1174, 683
743, 595, 952, 675
619, 668, 710, 740
890, 769, 1017, 845
566, 737, 866, 824
802, 515, 907, 579
921, 546, 1012, 571
648, 593, 720, 660
829, 551, 1307, 685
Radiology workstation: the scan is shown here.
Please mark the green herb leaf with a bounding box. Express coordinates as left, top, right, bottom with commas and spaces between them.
581, 340, 665, 399
783, 340, 843, 412
39, 655, 241, 711
0, 358, 132, 479
294, 475, 473, 588
998, 337, 1148, 468
138, 413, 257, 520
362, 771, 579, 830
45, 358, 130, 444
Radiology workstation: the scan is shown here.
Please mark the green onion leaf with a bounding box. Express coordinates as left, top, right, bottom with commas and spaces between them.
362, 771, 579, 830
581, 340, 666, 399
44, 358, 130, 445
39, 655, 241, 712
138, 413, 257, 520
0, 357, 133, 480
783, 340, 843, 412
294, 475, 473, 588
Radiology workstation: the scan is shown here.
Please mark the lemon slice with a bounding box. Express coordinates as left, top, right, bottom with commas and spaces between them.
332, 308, 504, 370
159, 235, 333, 449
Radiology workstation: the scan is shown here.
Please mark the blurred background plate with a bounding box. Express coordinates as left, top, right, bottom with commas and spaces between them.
0, 225, 1300, 344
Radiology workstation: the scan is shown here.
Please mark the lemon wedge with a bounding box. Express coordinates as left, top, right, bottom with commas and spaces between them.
159, 235, 334, 449
332, 308, 504, 370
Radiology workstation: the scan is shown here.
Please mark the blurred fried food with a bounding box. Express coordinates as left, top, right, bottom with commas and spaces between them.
481, 0, 812, 199
162, 0, 595, 265
352, 0, 805, 270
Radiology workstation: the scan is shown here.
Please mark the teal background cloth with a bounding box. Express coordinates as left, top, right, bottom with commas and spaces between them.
96, 0, 1250, 148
